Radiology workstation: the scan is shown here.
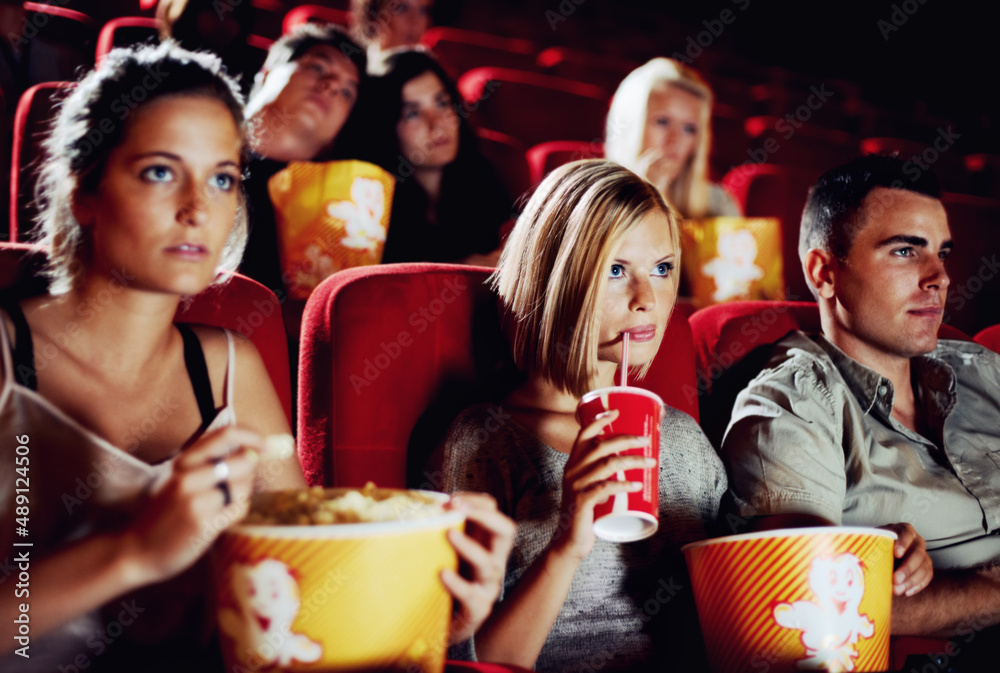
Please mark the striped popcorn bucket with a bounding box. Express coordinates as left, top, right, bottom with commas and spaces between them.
682, 527, 896, 673
212, 489, 463, 672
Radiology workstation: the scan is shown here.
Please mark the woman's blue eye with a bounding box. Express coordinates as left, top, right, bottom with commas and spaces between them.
683, 124, 698, 135
141, 166, 172, 183
609, 264, 624, 278
653, 262, 674, 276
213, 174, 236, 191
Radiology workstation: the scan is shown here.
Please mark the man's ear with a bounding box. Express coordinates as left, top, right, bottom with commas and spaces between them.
803, 248, 837, 299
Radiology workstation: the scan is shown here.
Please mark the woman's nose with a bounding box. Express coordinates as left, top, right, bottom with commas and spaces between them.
178, 182, 208, 226
630, 277, 656, 312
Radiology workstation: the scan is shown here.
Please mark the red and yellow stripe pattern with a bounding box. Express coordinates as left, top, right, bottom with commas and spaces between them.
683, 529, 894, 673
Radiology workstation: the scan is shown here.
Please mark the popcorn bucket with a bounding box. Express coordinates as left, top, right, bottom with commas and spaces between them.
680, 217, 784, 308
576, 387, 663, 542
213, 488, 462, 672
682, 527, 896, 673
268, 160, 396, 300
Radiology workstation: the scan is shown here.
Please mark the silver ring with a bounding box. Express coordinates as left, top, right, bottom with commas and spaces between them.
213, 460, 230, 481
216, 480, 232, 507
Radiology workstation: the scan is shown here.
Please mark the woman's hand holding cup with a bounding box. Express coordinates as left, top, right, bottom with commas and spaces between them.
552, 409, 655, 560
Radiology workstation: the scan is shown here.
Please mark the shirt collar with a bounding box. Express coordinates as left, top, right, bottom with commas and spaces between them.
812, 334, 958, 422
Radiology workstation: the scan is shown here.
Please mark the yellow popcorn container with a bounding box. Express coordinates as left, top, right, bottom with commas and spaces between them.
213, 488, 462, 672
682, 527, 896, 673
680, 216, 784, 308
268, 160, 396, 301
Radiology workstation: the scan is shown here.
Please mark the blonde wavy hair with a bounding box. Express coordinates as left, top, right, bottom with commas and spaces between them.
492, 159, 680, 398
605, 57, 714, 218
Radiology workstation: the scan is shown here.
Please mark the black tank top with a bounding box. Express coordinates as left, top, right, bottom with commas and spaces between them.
3, 301, 217, 430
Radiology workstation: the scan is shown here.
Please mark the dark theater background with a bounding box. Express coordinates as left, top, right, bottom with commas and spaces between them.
2, 0, 997, 331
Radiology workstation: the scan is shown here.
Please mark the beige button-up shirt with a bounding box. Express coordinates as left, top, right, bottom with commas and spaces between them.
722, 331, 1000, 570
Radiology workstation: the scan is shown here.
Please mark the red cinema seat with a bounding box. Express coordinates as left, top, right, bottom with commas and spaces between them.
0, 243, 292, 424
297, 263, 699, 489
966, 153, 1000, 200
95, 17, 161, 63
475, 128, 531, 203
690, 300, 969, 449
21, 3, 97, 84
422, 27, 537, 81
536, 47, 639, 93
446, 663, 533, 673
975, 325, 1000, 353
282, 4, 351, 34
709, 103, 752, 181
748, 78, 862, 131
9, 82, 75, 243
457, 67, 610, 147
940, 192, 1000, 336
862, 136, 969, 193
250, 0, 290, 39
744, 115, 859, 178
526, 140, 604, 186
0, 86, 8, 241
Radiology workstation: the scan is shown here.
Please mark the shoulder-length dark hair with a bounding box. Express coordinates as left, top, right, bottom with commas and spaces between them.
353, 49, 479, 179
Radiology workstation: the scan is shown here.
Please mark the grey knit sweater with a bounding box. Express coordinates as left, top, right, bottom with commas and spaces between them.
438, 403, 726, 672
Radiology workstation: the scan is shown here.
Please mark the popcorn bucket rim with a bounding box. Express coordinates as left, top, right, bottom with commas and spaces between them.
681, 525, 897, 553
229, 488, 463, 539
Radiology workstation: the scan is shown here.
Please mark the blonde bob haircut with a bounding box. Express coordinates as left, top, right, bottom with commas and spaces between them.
605, 57, 714, 218
492, 159, 680, 398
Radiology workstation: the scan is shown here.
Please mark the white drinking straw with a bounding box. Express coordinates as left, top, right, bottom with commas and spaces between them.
619, 332, 629, 387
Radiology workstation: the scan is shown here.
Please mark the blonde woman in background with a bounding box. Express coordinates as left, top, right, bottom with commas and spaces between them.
606, 57, 741, 219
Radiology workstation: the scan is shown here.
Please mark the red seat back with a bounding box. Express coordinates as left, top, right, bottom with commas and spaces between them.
422, 27, 537, 81
9, 82, 75, 243
862, 136, 969, 193
690, 300, 970, 448
940, 192, 1000, 336
457, 67, 610, 147
95, 17, 161, 64
297, 263, 699, 489
21, 3, 96, 83
526, 140, 604, 186
475, 128, 531, 203
282, 4, 351, 34
966, 153, 1000, 200
975, 324, 1000, 354
744, 115, 859, 178
536, 47, 639, 92
0, 243, 292, 425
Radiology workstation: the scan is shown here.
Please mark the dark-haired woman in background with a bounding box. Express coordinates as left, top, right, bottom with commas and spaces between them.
357, 50, 513, 266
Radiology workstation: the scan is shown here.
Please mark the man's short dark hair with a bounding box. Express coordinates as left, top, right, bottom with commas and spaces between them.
250, 23, 366, 100
799, 154, 942, 263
